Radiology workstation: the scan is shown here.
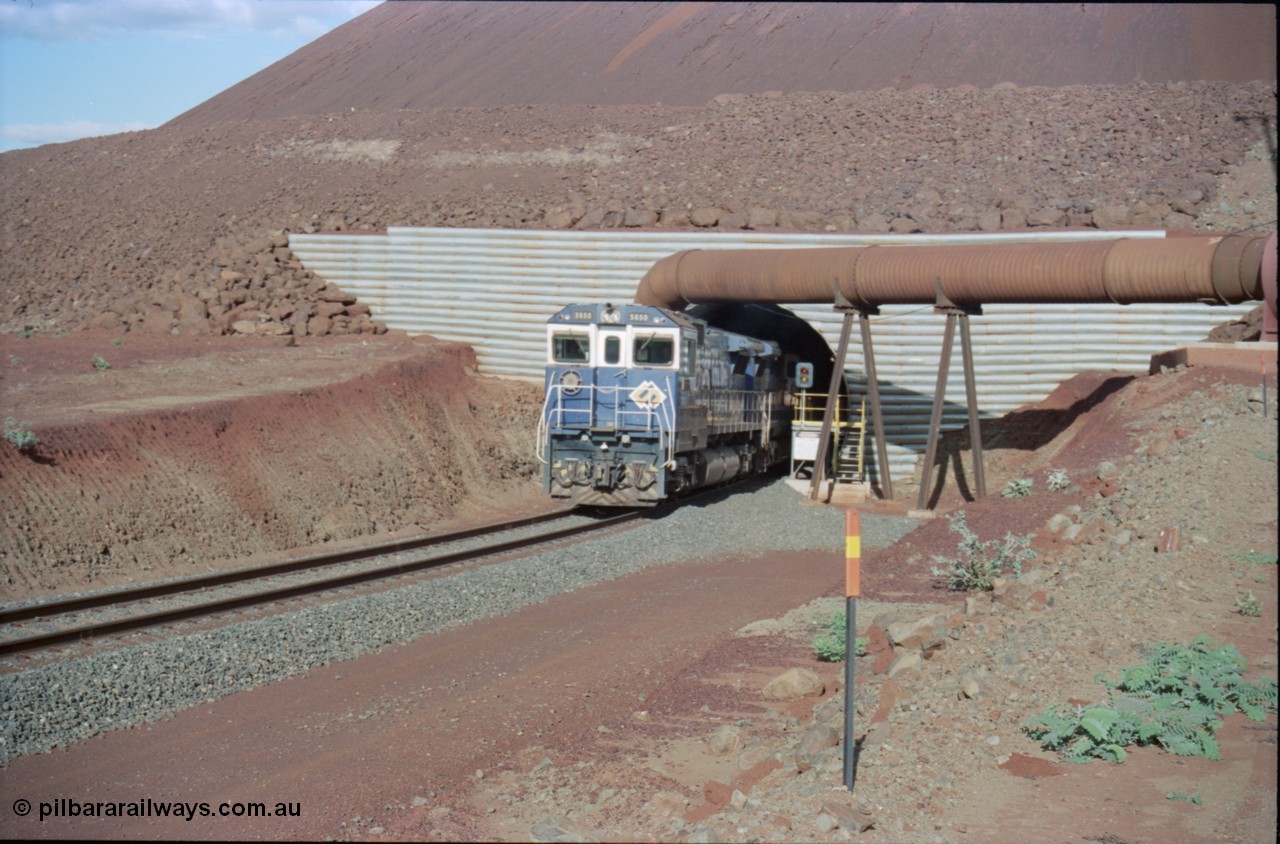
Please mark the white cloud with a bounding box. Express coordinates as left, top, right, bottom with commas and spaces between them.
0, 0, 381, 42
1, 119, 154, 149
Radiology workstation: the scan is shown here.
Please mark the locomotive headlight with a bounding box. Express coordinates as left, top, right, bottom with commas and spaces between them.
559, 370, 582, 395
621, 434, 631, 445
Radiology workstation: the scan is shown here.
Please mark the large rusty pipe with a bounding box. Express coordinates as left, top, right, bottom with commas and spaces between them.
633, 233, 1272, 310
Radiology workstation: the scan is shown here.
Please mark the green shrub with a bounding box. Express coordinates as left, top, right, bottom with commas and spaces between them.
3, 418, 39, 452
1167, 791, 1202, 805
1047, 468, 1071, 492
1024, 635, 1278, 763
930, 511, 1036, 591
1235, 591, 1262, 617
1001, 477, 1033, 497
1234, 550, 1278, 566
92, 355, 110, 371
812, 610, 867, 662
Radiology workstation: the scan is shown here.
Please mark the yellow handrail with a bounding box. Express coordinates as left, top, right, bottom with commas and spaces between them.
791, 392, 863, 429
789, 393, 868, 482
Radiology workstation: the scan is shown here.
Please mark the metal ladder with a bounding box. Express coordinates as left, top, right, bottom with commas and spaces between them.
832, 397, 866, 483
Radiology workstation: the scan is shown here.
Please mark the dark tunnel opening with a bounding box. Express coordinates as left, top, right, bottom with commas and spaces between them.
687, 303, 841, 398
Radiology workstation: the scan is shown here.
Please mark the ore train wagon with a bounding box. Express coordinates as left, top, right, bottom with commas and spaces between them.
536, 304, 795, 506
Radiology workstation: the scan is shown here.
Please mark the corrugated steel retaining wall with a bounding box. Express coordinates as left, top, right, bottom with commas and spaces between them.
289, 227, 1252, 482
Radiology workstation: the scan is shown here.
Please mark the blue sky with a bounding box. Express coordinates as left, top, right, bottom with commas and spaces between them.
0, 0, 380, 152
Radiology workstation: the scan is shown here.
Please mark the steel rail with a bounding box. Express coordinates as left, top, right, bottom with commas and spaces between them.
0, 508, 578, 627
0, 507, 641, 658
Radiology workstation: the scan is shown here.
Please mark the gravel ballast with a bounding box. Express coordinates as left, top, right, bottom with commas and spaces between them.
0, 479, 917, 764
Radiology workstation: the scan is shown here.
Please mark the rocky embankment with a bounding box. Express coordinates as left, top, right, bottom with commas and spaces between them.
0, 335, 544, 597
76, 231, 388, 340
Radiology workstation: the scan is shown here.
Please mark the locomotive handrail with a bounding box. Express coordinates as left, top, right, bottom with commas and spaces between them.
542, 385, 662, 431
660, 390, 677, 468
542, 384, 773, 435
540, 381, 679, 469
534, 387, 554, 464
704, 388, 783, 435
541, 385, 672, 429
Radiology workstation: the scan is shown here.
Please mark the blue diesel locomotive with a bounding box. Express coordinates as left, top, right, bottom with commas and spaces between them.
537, 303, 791, 506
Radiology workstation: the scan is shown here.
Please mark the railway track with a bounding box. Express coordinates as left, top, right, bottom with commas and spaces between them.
0, 506, 645, 660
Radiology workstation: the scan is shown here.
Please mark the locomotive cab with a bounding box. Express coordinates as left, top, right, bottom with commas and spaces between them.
540, 305, 683, 505
537, 304, 790, 507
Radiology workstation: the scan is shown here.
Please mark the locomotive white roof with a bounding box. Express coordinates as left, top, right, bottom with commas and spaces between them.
548, 303, 693, 328
549, 304, 778, 357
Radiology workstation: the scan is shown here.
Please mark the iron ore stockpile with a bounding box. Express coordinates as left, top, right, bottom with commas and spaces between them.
0, 81, 1277, 338
0, 481, 917, 763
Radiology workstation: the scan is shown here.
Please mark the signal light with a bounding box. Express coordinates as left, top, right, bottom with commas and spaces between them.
796, 361, 814, 389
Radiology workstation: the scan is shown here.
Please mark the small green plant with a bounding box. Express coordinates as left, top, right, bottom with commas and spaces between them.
812, 610, 867, 662
3, 418, 39, 452
1166, 791, 1202, 805
9, 355, 21, 367
1046, 468, 1071, 492
931, 511, 1036, 591
1024, 635, 1278, 764
19, 329, 35, 339
111, 338, 124, 347
1234, 550, 1278, 566
1235, 591, 1262, 617
1002, 477, 1033, 498
92, 355, 110, 371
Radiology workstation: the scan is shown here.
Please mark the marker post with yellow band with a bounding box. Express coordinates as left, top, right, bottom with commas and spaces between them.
843, 508, 860, 791
845, 521, 861, 599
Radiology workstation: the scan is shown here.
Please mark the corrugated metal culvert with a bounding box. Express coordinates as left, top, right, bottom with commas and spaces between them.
289, 228, 1253, 482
